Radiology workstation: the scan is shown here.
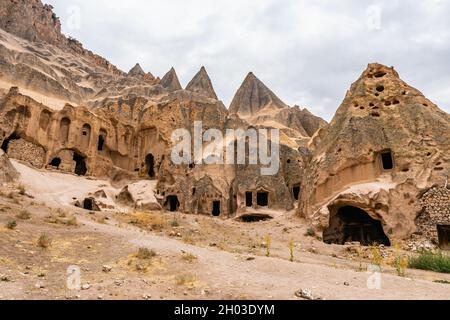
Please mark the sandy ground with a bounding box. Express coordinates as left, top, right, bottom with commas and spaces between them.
0, 163, 449, 300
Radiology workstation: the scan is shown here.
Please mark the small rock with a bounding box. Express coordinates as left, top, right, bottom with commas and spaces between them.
35, 281, 45, 289
81, 284, 91, 290
97, 295, 103, 300
344, 282, 350, 286
246, 257, 256, 261
114, 280, 123, 286
102, 265, 112, 273
142, 294, 152, 300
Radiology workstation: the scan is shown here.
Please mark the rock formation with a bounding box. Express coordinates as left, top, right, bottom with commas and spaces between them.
298, 63, 450, 246
160, 67, 182, 91
128, 63, 146, 77
0, 0, 448, 250
229, 72, 287, 116
0, 149, 19, 183
186, 67, 218, 100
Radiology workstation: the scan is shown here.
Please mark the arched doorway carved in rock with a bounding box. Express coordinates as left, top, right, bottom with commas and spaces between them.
323, 206, 390, 246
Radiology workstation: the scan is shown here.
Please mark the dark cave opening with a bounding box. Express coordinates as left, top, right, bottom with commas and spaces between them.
165, 195, 179, 212
437, 225, 450, 250
73, 152, 87, 176
1, 132, 19, 153
245, 192, 253, 207
257, 192, 269, 207
145, 153, 155, 179
293, 186, 301, 201
323, 206, 391, 246
381, 150, 394, 170
238, 213, 273, 223
212, 201, 221, 217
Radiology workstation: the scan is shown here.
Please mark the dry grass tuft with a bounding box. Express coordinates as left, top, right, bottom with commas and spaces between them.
37, 233, 51, 249
16, 210, 31, 220
182, 252, 198, 263
129, 211, 166, 231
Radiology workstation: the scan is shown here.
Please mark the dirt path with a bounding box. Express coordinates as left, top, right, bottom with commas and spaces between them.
81, 216, 450, 300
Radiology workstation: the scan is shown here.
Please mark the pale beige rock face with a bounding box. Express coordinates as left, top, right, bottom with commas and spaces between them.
0, 149, 19, 183
185, 67, 218, 100
299, 63, 450, 243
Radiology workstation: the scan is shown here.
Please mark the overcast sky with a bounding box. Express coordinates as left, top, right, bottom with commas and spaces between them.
43, 0, 450, 121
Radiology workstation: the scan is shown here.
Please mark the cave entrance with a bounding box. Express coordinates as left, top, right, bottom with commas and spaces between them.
73, 153, 87, 176
238, 213, 273, 223
323, 206, 391, 246
166, 195, 179, 212
245, 192, 253, 207
145, 153, 155, 179
83, 198, 94, 210
49, 157, 61, 169
212, 201, 221, 217
293, 185, 301, 201
97, 135, 105, 151
381, 150, 394, 170
257, 192, 269, 207
1, 132, 19, 153
437, 225, 450, 250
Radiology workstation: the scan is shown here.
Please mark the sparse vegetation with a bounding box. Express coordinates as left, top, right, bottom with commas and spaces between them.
170, 219, 180, 227
434, 280, 450, 284
182, 252, 198, 263
16, 210, 31, 220
136, 247, 157, 260
393, 243, 408, 277
369, 245, 383, 271
356, 247, 365, 272
129, 211, 166, 231
289, 240, 295, 262
18, 184, 26, 195
6, 220, 17, 230
305, 228, 316, 237
37, 233, 51, 249
66, 216, 78, 226
408, 251, 450, 274
265, 235, 271, 257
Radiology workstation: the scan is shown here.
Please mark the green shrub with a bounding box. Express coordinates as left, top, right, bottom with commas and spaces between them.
305, 228, 316, 237
6, 220, 17, 230
136, 247, 157, 260
408, 251, 450, 274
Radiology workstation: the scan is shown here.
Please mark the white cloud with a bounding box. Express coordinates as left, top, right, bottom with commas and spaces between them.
44, 0, 450, 121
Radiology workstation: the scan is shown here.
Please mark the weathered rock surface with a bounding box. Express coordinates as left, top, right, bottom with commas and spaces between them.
160, 67, 182, 91
229, 72, 287, 116
185, 67, 218, 100
299, 63, 450, 244
0, 149, 19, 183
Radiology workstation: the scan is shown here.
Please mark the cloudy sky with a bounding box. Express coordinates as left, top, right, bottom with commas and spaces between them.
43, 0, 450, 121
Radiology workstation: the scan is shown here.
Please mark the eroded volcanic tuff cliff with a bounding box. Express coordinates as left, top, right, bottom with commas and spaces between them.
299, 63, 450, 245
0, 0, 322, 217
1, 0, 448, 249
